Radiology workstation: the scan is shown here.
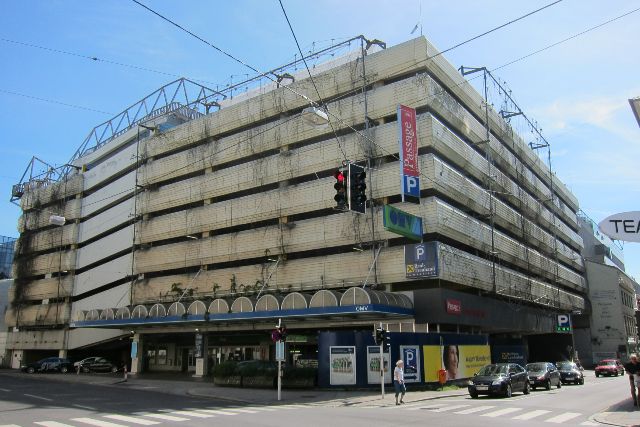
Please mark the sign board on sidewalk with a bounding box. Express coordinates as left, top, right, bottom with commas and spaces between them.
400, 345, 421, 383
330, 346, 356, 385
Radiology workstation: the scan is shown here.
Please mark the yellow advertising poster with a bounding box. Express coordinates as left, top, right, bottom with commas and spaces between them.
422, 344, 491, 381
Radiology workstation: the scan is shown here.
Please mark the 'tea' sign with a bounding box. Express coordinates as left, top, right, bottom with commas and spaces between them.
598, 211, 640, 243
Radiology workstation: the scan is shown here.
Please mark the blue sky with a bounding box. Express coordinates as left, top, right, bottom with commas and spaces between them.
1, 0, 639, 280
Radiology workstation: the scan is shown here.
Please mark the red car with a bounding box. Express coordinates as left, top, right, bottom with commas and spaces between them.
595, 359, 625, 377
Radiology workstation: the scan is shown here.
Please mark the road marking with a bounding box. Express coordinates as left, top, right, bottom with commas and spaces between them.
35, 422, 76, 427
139, 414, 189, 422
103, 415, 161, 425
511, 409, 551, 420
545, 412, 581, 423
167, 411, 213, 418
243, 406, 277, 411
224, 408, 259, 414
0, 388, 11, 392
405, 404, 446, 411
72, 404, 97, 410
428, 404, 470, 412
0, 424, 22, 427
580, 422, 600, 426
193, 409, 237, 416
24, 394, 53, 402
481, 407, 523, 417
270, 404, 308, 409
72, 418, 129, 427
454, 405, 496, 415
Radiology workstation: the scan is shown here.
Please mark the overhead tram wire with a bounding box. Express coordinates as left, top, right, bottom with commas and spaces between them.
278, 0, 349, 162
0, 89, 113, 115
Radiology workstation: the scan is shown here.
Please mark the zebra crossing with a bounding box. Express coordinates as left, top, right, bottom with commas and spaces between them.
385, 401, 600, 425
2, 404, 310, 427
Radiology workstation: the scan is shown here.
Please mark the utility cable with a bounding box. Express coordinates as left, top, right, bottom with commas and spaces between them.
277, 0, 349, 162
0, 89, 112, 115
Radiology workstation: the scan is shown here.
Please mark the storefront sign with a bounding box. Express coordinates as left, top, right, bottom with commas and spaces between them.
446, 299, 461, 315
366, 346, 391, 384
400, 345, 421, 383
404, 242, 438, 278
329, 346, 356, 385
598, 211, 640, 242
194, 333, 203, 358
397, 105, 420, 201
383, 205, 423, 241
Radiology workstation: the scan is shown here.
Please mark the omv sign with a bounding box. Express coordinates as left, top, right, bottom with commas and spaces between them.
598, 211, 640, 243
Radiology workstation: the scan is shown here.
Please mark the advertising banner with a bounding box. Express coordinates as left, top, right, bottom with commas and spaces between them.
383, 205, 423, 241
491, 345, 527, 365
404, 242, 438, 279
423, 344, 491, 382
397, 105, 420, 201
366, 346, 391, 384
400, 345, 421, 383
329, 346, 356, 385
598, 211, 640, 242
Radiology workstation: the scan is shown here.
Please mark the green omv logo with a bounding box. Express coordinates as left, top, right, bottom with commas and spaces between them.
383, 205, 423, 241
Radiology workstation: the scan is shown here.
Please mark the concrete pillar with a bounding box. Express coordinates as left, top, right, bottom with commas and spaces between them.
130, 333, 144, 375
58, 348, 68, 358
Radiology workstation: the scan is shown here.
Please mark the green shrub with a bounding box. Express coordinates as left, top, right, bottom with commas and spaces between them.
212, 361, 238, 378
283, 367, 317, 380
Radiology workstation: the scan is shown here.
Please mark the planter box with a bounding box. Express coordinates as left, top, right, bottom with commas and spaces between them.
282, 377, 315, 388
241, 375, 276, 389
213, 375, 242, 387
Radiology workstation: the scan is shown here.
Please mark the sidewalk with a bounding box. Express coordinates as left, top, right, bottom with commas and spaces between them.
593, 399, 639, 427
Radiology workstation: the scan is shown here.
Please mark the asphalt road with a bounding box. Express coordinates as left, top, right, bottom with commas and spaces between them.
0, 370, 633, 427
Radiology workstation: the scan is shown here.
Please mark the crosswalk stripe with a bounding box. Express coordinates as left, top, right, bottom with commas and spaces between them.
140, 414, 189, 422
454, 405, 496, 415
428, 404, 470, 412
481, 407, 522, 418
403, 404, 444, 411
72, 418, 129, 427
167, 411, 213, 418
243, 406, 277, 412
545, 412, 581, 423
103, 415, 161, 425
35, 422, 76, 427
275, 404, 308, 409
511, 409, 551, 420
580, 421, 599, 426
1, 424, 22, 427
224, 408, 259, 414
193, 409, 238, 416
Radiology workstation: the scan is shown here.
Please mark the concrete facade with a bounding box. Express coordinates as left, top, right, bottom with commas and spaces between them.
6, 37, 586, 368
575, 214, 639, 366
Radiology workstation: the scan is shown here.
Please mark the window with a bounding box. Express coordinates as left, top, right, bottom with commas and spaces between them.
158, 347, 167, 365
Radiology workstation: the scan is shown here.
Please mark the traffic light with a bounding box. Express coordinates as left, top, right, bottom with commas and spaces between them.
333, 168, 347, 209
271, 325, 287, 342
374, 327, 385, 345
348, 163, 367, 214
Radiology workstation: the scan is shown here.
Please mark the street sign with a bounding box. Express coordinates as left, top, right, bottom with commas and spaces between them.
276, 341, 286, 361
556, 314, 572, 333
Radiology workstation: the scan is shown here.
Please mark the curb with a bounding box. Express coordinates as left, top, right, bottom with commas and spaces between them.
592, 412, 632, 427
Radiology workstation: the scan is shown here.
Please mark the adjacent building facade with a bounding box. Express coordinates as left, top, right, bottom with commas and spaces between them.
575, 213, 639, 366
6, 36, 587, 384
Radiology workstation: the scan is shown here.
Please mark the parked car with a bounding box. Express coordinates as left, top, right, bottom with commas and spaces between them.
595, 359, 625, 377
468, 363, 530, 398
525, 362, 561, 390
556, 361, 584, 385
73, 357, 100, 369
21, 357, 73, 374
78, 357, 120, 373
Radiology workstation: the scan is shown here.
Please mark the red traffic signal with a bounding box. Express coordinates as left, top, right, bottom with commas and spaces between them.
333, 168, 347, 209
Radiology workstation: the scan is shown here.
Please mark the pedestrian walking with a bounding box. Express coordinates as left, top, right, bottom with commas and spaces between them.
394, 359, 406, 405
624, 354, 640, 408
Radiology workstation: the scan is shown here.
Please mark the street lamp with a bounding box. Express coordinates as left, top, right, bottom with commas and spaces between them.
301, 106, 329, 126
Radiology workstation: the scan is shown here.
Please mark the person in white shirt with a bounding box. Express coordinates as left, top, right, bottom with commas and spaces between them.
394, 359, 406, 405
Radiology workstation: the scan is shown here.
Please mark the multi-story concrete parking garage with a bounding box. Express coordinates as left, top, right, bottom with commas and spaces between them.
6, 36, 586, 386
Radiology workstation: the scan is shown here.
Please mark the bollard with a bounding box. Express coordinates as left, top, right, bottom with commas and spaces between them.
123, 365, 128, 382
